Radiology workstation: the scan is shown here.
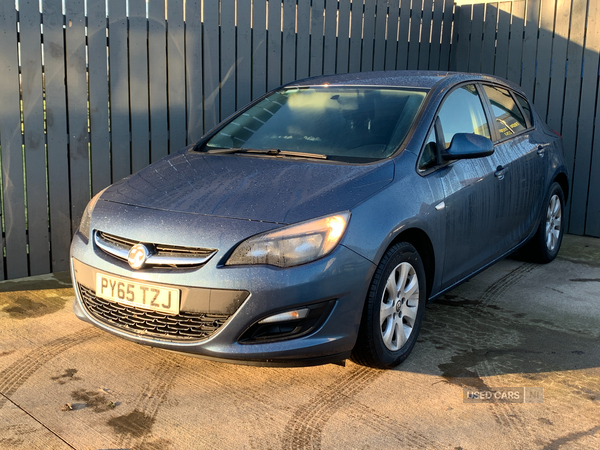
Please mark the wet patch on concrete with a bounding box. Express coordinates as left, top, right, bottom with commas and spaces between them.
0, 350, 15, 358
133, 438, 173, 450
70, 388, 114, 413
51, 368, 81, 385
2, 295, 69, 319
106, 409, 155, 438
540, 425, 600, 450
0, 271, 71, 293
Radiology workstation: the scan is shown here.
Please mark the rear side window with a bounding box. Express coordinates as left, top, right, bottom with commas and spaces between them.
437, 84, 490, 148
482, 85, 527, 139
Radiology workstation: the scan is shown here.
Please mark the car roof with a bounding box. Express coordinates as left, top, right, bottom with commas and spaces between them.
285, 70, 523, 94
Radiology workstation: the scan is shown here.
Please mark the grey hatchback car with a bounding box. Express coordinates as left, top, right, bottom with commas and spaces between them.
71, 71, 569, 368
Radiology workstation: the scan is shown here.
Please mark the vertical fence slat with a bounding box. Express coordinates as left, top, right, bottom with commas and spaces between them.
520, 0, 540, 99
493, 2, 512, 79
221, 0, 236, 117
396, 0, 411, 70
282, 0, 297, 83
186, 0, 204, 142
428, 0, 443, 70
148, 0, 169, 160
324, 0, 338, 75
361, 0, 376, 72
349, 0, 363, 73
467, 4, 484, 73
167, 0, 187, 149
438, 0, 454, 70
455, 5, 471, 72
267, 0, 282, 89
337, 0, 351, 73
43, 1, 71, 272
236, 0, 252, 108
481, 3, 498, 75
108, 0, 131, 181
561, 0, 588, 233
203, 1, 220, 129
0, 2, 27, 278
372, 0, 387, 71
310, 0, 325, 76
20, 0, 50, 275
506, 1, 525, 84
418, 0, 434, 70
407, 0, 422, 70
545, 0, 570, 134
573, 0, 600, 236
252, 0, 268, 95
532, 0, 555, 120
385, 0, 400, 70
65, 0, 90, 232
129, 0, 150, 172
88, 0, 111, 190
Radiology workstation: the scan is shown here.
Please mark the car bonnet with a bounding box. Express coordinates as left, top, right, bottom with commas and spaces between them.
100, 150, 395, 224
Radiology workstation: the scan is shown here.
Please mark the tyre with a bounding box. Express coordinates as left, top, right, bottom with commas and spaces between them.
523, 182, 565, 264
351, 242, 426, 369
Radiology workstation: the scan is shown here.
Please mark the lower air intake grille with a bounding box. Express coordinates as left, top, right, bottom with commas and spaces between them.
78, 284, 229, 341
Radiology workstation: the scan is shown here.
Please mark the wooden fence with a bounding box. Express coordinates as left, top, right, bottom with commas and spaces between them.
0, 0, 598, 281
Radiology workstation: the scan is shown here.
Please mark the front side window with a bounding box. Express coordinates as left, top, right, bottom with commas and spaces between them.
204, 87, 428, 162
482, 85, 527, 138
436, 84, 490, 148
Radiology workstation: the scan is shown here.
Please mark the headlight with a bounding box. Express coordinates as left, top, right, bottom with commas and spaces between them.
226, 212, 351, 268
79, 187, 108, 240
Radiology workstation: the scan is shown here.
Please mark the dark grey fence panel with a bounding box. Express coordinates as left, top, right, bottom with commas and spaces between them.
386, 0, 400, 70
148, 0, 169, 162
324, 0, 339, 75
337, 0, 351, 73
361, 0, 376, 71
186, 0, 204, 143
507, 1, 525, 85
468, 4, 484, 73
282, 0, 297, 82
407, 0, 421, 70
438, 0, 454, 70
0, 3, 27, 279
481, 4, 497, 75
419, 0, 434, 70
65, 1, 90, 234
221, 0, 236, 118
521, 0, 540, 99
43, 1, 71, 272
533, 0, 555, 119
167, 0, 187, 152
20, 0, 50, 275
349, 0, 363, 72
252, 1, 267, 99
267, 0, 282, 90
310, 0, 325, 76
107, 0, 131, 182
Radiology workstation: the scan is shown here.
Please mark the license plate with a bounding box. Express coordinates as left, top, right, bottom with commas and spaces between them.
95, 273, 180, 315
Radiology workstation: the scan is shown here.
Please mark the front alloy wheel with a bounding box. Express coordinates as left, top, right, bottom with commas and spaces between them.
352, 242, 426, 369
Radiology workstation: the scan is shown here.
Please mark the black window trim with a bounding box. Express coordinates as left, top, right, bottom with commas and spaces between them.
478, 82, 534, 145
416, 81, 494, 176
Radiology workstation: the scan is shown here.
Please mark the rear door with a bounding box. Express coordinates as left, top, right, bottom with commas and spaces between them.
480, 84, 546, 248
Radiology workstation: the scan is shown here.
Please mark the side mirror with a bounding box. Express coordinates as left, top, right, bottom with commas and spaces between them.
442, 133, 494, 161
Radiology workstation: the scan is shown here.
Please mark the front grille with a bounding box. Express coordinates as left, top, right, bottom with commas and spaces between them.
94, 231, 217, 268
78, 284, 229, 341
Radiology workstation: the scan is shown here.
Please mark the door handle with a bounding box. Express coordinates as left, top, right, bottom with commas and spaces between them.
537, 145, 546, 157
495, 166, 507, 180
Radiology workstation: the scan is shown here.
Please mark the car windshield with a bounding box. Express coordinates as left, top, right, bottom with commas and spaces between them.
203, 86, 428, 162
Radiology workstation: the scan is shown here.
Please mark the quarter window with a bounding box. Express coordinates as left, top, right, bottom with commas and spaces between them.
515, 94, 533, 127
482, 85, 527, 138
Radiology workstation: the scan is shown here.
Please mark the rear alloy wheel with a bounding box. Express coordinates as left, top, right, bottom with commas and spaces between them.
351, 242, 426, 369
523, 182, 565, 263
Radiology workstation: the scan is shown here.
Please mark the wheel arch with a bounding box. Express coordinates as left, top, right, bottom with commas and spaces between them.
385, 227, 435, 300
553, 171, 569, 201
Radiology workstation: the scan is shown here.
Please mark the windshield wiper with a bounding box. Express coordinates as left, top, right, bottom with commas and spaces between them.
205, 147, 327, 160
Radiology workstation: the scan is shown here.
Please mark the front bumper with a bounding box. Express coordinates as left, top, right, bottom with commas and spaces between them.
70, 207, 375, 366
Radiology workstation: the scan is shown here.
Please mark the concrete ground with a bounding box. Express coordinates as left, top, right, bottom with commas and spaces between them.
0, 235, 599, 450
